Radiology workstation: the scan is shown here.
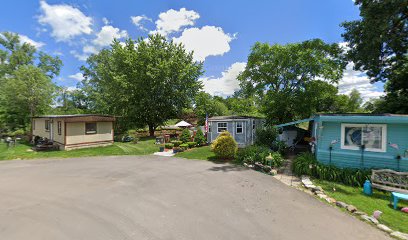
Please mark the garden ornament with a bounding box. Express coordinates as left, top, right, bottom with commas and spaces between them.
372, 210, 382, 220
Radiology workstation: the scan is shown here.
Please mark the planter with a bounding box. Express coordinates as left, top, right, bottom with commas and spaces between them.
159, 146, 164, 152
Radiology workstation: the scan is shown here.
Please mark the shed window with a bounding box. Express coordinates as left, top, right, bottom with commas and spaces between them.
45, 120, 50, 131
236, 122, 243, 134
57, 121, 62, 135
217, 122, 227, 133
33, 120, 35, 130
341, 124, 386, 152
85, 122, 97, 134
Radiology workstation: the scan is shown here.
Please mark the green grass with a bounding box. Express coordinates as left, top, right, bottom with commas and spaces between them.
314, 179, 408, 234
0, 137, 159, 160
176, 146, 216, 160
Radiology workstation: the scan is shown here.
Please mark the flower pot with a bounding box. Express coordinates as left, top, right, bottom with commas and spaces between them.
159, 146, 164, 152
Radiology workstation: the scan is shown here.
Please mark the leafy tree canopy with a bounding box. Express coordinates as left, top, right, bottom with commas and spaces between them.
81, 34, 203, 135
238, 39, 346, 123
0, 32, 62, 132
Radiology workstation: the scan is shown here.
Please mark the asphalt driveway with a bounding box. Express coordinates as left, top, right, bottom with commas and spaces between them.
0, 155, 390, 240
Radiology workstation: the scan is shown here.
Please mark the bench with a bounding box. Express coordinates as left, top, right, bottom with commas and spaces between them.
371, 169, 408, 194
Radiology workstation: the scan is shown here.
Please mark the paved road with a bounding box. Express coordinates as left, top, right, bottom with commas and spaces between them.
0, 156, 390, 240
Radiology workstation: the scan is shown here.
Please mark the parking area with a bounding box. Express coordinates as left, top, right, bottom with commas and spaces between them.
0, 155, 390, 240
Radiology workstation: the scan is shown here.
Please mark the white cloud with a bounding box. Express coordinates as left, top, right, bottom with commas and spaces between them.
38, 0, 93, 42
131, 15, 152, 31
92, 25, 127, 47
18, 34, 45, 49
173, 26, 235, 61
338, 62, 384, 101
68, 72, 84, 81
102, 17, 110, 25
201, 62, 246, 96
71, 25, 127, 61
70, 50, 88, 61
151, 8, 199, 36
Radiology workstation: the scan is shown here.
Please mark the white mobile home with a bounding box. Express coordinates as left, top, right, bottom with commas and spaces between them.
32, 114, 115, 150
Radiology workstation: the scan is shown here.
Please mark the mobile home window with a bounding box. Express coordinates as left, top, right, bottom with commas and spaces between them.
85, 122, 97, 134
57, 121, 62, 135
236, 122, 243, 134
341, 124, 386, 152
45, 120, 50, 131
217, 122, 227, 133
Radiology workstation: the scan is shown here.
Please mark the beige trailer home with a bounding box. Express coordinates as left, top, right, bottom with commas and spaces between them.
32, 114, 115, 150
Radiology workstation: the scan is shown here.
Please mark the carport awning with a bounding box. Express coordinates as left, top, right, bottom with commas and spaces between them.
275, 117, 314, 128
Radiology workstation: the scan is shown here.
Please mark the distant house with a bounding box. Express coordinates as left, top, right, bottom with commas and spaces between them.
277, 114, 408, 171
32, 114, 115, 150
207, 116, 264, 147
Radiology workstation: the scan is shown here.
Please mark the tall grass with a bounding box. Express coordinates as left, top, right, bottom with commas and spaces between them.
293, 152, 371, 187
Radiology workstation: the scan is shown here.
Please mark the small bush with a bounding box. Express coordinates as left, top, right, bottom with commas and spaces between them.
171, 140, 183, 147
173, 147, 183, 153
180, 129, 191, 143
292, 152, 370, 187
255, 126, 279, 149
194, 128, 206, 146
186, 141, 197, 148
211, 131, 237, 160
132, 137, 139, 144
180, 143, 189, 150
165, 143, 174, 149
236, 145, 283, 168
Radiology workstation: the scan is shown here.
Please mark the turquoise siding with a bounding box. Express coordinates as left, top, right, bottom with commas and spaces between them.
315, 121, 408, 171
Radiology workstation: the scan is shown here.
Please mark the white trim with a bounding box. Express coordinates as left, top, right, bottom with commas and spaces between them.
236, 121, 244, 134
340, 123, 387, 153
217, 122, 228, 133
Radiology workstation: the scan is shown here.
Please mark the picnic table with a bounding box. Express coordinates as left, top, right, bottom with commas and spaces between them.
392, 192, 408, 210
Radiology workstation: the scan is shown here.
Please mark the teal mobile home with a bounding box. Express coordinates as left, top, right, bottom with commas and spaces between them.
277, 114, 408, 172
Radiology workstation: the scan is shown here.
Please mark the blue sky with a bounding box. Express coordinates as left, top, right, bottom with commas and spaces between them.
0, 0, 384, 100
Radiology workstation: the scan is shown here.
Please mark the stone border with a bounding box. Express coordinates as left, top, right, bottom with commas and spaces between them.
301, 176, 408, 240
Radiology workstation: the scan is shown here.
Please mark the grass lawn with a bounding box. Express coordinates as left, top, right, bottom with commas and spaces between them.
176, 146, 216, 160
314, 179, 408, 234
0, 137, 159, 161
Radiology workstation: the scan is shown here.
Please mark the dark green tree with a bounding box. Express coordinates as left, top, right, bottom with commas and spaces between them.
194, 92, 229, 124
180, 128, 191, 143
81, 34, 203, 135
342, 0, 408, 112
194, 128, 206, 146
238, 39, 346, 124
0, 32, 62, 131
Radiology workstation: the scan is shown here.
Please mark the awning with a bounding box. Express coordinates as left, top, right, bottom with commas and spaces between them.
275, 117, 315, 128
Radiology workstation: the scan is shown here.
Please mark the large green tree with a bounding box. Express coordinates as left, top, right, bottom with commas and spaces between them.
238, 39, 346, 123
194, 91, 229, 124
0, 32, 62, 132
81, 34, 203, 135
342, 0, 408, 113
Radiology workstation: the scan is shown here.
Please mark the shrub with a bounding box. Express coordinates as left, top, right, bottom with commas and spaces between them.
292, 152, 370, 187
236, 145, 271, 165
266, 152, 284, 168
173, 147, 183, 153
180, 143, 189, 150
186, 141, 197, 148
194, 128, 206, 146
165, 143, 174, 149
236, 145, 284, 168
255, 126, 279, 149
171, 140, 183, 147
132, 137, 139, 144
211, 131, 237, 160
180, 129, 191, 143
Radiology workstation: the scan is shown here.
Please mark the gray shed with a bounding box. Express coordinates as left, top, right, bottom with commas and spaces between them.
207, 116, 264, 147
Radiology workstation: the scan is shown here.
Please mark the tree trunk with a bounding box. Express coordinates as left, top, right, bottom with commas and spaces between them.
148, 125, 155, 137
